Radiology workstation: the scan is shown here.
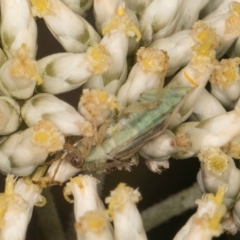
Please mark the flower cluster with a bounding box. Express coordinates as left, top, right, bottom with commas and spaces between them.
1, 0, 240, 239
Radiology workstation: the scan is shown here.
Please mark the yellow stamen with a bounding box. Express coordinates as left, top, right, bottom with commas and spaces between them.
4, 175, 15, 196
225, 2, 240, 34
105, 183, 141, 220
102, 7, 141, 42
184, 71, 198, 87
30, 0, 53, 17
10, 44, 43, 85
86, 44, 111, 75
80, 89, 120, 120
198, 148, 228, 176
210, 58, 240, 87
191, 21, 218, 68
137, 47, 169, 73
32, 120, 65, 153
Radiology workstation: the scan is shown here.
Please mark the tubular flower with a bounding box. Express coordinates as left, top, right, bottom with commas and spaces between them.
173, 185, 227, 240
197, 147, 240, 208
30, 0, 101, 53
0, 0, 37, 58
105, 183, 147, 240
75, 210, 114, 240
37, 44, 111, 94
210, 57, 240, 109
167, 21, 218, 128
63, 175, 105, 220
0, 96, 22, 135
21, 93, 94, 137
139, 129, 178, 173
150, 29, 193, 76
0, 44, 43, 99
0, 120, 65, 176
60, 0, 93, 16
223, 134, 240, 159
173, 107, 240, 159
78, 89, 120, 126
0, 175, 45, 240
191, 88, 226, 121
117, 47, 168, 108
101, 3, 141, 54
140, 0, 206, 45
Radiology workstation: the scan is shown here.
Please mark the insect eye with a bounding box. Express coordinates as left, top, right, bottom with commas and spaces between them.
69, 154, 83, 168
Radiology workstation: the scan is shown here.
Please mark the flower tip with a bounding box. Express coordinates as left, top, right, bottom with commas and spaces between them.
210, 58, 240, 87
137, 47, 169, 73
86, 44, 111, 75
106, 183, 141, 219
32, 120, 65, 153
198, 147, 228, 176
30, 0, 52, 17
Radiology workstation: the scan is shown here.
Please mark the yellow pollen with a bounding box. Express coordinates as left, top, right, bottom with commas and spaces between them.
225, 2, 240, 35
230, 2, 240, 15
192, 21, 218, 66
184, 71, 198, 86
30, 0, 52, 16
10, 44, 43, 85
117, 7, 125, 16
137, 47, 169, 72
208, 155, 228, 175
210, 58, 240, 87
105, 183, 141, 220
86, 44, 111, 75
4, 175, 15, 196
102, 12, 141, 42
32, 120, 65, 152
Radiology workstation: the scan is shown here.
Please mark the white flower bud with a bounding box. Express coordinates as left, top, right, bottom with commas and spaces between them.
60, 0, 93, 16
47, 158, 80, 183
191, 89, 226, 121
63, 175, 105, 220
140, 0, 205, 45
173, 185, 227, 240
84, 20, 130, 94
21, 93, 94, 137
78, 89, 120, 126
210, 58, 240, 109
0, 175, 45, 240
37, 44, 111, 94
117, 47, 168, 108
139, 129, 177, 172
167, 21, 218, 128
205, 2, 240, 45
0, 120, 65, 176
75, 210, 114, 240
0, 44, 42, 99
232, 198, 240, 228
0, 0, 37, 58
30, 0, 101, 53
0, 96, 22, 135
197, 147, 240, 208
105, 183, 147, 240
100, 3, 141, 55
173, 108, 240, 159
223, 134, 240, 159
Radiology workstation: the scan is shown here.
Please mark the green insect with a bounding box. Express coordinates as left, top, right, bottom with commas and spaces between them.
60, 85, 192, 173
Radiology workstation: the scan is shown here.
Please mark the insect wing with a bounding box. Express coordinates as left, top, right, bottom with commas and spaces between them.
108, 86, 193, 159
